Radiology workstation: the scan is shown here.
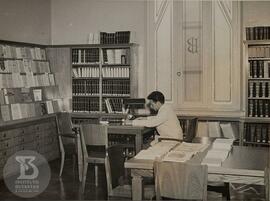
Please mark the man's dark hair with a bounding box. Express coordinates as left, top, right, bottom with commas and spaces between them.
147, 91, 165, 104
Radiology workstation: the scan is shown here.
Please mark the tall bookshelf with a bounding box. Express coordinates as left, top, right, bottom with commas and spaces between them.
71, 43, 136, 113
243, 26, 270, 146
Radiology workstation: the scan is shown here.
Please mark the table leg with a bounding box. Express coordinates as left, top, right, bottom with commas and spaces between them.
135, 134, 142, 154
132, 174, 143, 201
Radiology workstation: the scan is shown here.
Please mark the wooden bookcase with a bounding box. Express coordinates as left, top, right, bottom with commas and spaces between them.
243, 26, 270, 146
71, 43, 137, 113
0, 40, 62, 175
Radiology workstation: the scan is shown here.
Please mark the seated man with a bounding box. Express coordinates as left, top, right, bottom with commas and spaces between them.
125, 91, 183, 143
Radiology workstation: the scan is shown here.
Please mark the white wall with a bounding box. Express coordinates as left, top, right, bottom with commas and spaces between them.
51, 0, 147, 97
242, 1, 270, 27
0, 0, 51, 44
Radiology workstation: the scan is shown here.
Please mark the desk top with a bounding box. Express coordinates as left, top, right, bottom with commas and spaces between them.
125, 145, 269, 176
108, 124, 154, 135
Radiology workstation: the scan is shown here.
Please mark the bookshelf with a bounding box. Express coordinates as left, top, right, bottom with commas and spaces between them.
0, 40, 63, 121
71, 43, 136, 114
244, 26, 270, 146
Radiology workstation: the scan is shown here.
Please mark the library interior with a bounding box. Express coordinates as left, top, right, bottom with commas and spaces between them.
0, 0, 269, 201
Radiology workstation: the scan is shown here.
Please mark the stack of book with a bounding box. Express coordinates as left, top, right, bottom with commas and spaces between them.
102, 67, 129, 78
244, 123, 270, 144
248, 46, 270, 58
102, 79, 130, 96
72, 48, 99, 64
100, 31, 130, 44
72, 79, 99, 96
72, 97, 99, 112
72, 67, 100, 78
104, 98, 124, 113
248, 99, 270, 117
249, 60, 270, 78
246, 26, 270, 40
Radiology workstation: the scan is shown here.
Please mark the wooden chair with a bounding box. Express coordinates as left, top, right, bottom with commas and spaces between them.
79, 124, 107, 192
154, 160, 208, 201
105, 144, 155, 200
56, 112, 81, 180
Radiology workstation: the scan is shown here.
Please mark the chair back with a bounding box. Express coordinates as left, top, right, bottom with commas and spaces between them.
79, 124, 108, 158
105, 145, 126, 195
154, 160, 208, 200
185, 118, 198, 143
57, 112, 74, 134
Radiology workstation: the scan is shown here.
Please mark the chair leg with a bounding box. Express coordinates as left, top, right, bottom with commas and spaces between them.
59, 151, 65, 177
95, 165, 99, 187
82, 163, 88, 193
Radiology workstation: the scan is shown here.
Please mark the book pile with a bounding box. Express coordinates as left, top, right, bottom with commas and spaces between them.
246, 27, 270, 40
104, 98, 124, 113
249, 61, 270, 78
0, 60, 50, 73
72, 67, 100, 78
100, 31, 131, 44
202, 138, 234, 167
248, 99, 270, 117
72, 97, 99, 113
102, 79, 130, 96
72, 48, 99, 64
102, 67, 129, 78
244, 123, 270, 144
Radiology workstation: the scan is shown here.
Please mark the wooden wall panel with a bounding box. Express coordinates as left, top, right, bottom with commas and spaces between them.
213, 2, 232, 103
155, 1, 173, 101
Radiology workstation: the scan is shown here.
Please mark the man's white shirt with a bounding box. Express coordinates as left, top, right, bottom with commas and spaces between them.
132, 104, 183, 140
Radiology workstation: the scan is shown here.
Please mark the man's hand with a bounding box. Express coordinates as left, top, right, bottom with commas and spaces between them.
124, 119, 133, 126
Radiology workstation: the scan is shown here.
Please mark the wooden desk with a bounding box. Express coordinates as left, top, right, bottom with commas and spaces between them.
125, 145, 269, 200
108, 125, 153, 153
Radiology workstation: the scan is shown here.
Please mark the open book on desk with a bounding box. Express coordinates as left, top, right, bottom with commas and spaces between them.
162, 142, 210, 163
202, 138, 234, 167
134, 141, 178, 160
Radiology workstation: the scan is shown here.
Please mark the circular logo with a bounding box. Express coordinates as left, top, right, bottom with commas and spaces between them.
3, 150, 51, 198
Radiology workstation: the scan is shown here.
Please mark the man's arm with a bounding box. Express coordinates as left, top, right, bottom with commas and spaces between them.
132, 112, 167, 127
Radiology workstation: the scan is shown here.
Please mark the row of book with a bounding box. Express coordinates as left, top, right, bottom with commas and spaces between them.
0, 73, 55, 89
0, 86, 61, 105
102, 67, 130, 78
100, 31, 131, 44
72, 97, 99, 112
102, 80, 130, 96
0, 99, 63, 121
0, 60, 50, 73
249, 60, 270, 78
72, 67, 100, 78
72, 80, 99, 96
246, 26, 270, 40
243, 124, 270, 143
72, 48, 99, 64
103, 49, 129, 65
0, 45, 46, 60
248, 99, 270, 117
248, 81, 270, 98
104, 98, 125, 113
248, 46, 270, 58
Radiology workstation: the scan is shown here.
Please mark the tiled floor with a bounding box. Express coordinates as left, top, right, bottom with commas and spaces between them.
0, 158, 266, 200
